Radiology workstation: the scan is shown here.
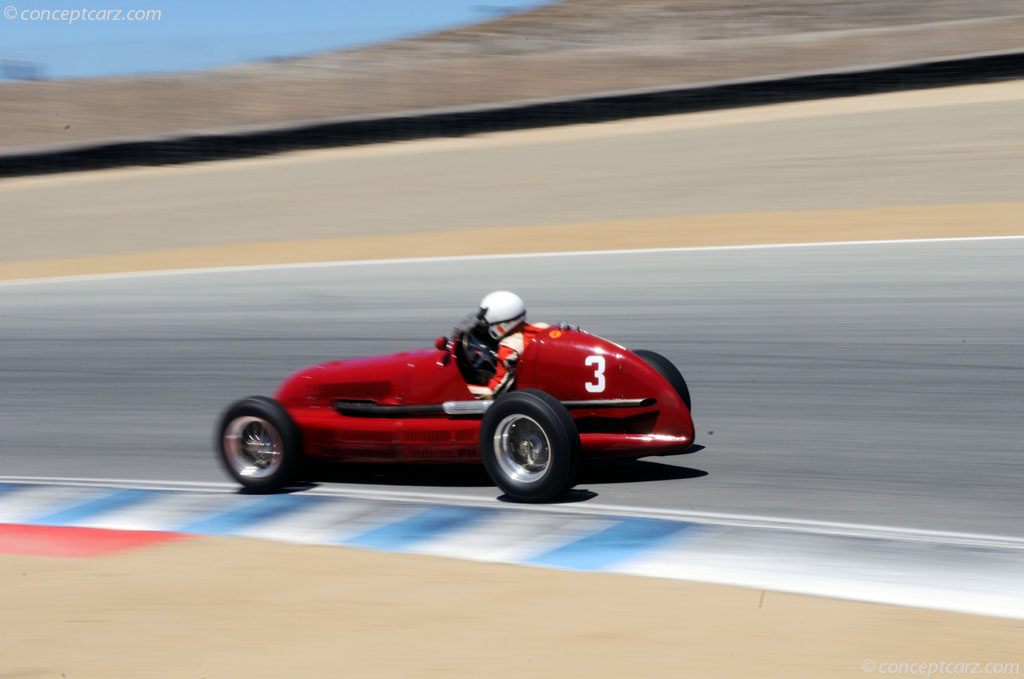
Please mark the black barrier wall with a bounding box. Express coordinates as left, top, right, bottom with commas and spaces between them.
1, 50, 1022, 177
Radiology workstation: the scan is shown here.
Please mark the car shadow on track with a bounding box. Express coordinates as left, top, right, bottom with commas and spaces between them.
293, 448, 707, 503
578, 457, 707, 485
497, 459, 708, 504
306, 462, 495, 488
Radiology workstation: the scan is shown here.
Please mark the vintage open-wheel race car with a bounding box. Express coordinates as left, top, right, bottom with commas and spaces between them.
217, 322, 694, 502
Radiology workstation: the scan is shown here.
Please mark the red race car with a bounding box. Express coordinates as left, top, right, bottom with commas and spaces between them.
217, 323, 694, 502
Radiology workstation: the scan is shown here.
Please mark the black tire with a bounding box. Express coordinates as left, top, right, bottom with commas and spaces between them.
634, 350, 692, 412
216, 396, 302, 493
479, 389, 581, 502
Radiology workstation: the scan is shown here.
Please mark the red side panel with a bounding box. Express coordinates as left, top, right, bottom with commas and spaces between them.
519, 328, 694, 450
280, 347, 484, 462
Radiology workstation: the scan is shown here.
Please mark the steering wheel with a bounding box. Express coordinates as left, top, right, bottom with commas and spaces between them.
459, 327, 498, 384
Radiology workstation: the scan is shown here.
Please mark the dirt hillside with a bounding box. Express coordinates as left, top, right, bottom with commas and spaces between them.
1, 0, 1022, 152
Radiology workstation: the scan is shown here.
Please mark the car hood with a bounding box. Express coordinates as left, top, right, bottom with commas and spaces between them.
274, 349, 438, 407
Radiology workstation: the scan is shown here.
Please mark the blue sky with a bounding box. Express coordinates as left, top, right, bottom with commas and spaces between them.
0, 0, 553, 79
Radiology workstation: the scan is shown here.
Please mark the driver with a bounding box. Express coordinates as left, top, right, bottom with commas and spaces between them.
467, 290, 549, 400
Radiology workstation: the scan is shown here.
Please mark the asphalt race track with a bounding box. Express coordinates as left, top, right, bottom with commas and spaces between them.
2, 238, 1022, 537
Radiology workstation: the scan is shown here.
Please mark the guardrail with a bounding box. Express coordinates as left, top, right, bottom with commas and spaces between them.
1, 50, 1022, 177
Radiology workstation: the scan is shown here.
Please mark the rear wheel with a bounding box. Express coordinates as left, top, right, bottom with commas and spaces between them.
480, 389, 581, 502
634, 350, 691, 412
217, 396, 301, 493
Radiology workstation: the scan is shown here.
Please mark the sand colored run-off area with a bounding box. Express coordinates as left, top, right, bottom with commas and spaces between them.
1, 535, 1022, 679
1, 79, 1022, 280
1, 202, 1023, 281
2, 79, 1023, 279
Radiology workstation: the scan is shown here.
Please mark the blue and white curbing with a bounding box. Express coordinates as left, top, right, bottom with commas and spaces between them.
1, 478, 1022, 620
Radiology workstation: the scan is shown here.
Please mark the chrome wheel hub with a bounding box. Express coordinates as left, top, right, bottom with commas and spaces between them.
493, 414, 551, 484
223, 416, 284, 479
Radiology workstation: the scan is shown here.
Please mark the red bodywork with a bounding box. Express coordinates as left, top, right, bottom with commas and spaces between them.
273, 328, 694, 463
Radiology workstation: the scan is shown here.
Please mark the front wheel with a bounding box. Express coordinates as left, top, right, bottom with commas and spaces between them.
634, 349, 691, 412
217, 396, 302, 493
479, 389, 581, 502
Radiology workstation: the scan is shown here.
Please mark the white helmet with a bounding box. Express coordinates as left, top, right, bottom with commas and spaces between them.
479, 290, 526, 340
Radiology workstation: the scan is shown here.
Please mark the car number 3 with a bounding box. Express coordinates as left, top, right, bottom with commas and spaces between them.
584, 355, 606, 393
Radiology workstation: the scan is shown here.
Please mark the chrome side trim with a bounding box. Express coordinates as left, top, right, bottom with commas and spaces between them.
336, 397, 655, 419
561, 398, 657, 409
442, 400, 493, 415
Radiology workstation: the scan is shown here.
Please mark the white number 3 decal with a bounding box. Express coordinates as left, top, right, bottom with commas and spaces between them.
585, 355, 606, 393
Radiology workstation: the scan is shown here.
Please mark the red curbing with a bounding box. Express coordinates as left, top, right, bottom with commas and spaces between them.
0, 523, 188, 558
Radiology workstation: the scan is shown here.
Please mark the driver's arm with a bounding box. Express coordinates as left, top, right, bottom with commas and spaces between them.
487, 345, 519, 395
467, 384, 494, 400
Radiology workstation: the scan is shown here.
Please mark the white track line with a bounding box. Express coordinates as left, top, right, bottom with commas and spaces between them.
3, 475, 1022, 550
3, 235, 1022, 287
